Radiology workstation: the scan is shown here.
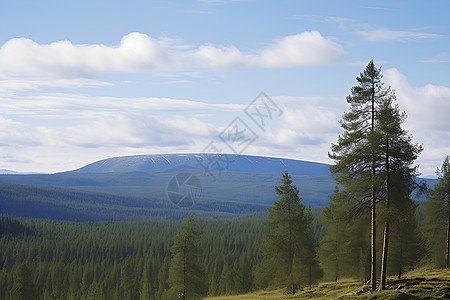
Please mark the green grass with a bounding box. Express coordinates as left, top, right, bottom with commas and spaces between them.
205, 268, 450, 300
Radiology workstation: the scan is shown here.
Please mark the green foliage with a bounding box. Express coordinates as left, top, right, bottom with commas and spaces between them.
329, 60, 391, 290
0, 183, 268, 221
327, 60, 424, 291
319, 187, 371, 282
0, 215, 272, 299
11, 263, 35, 300
165, 216, 207, 300
256, 171, 322, 292
424, 156, 450, 268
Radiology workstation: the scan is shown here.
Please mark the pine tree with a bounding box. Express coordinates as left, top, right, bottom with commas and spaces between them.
140, 261, 155, 300
424, 156, 450, 268
329, 60, 391, 291
11, 263, 35, 300
297, 207, 323, 289
165, 216, 207, 300
218, 260, 234, 295
376, 98, 423, 289
120, 259, 138, 300
319, 187, 370, 282
258, 171, 321, 294
235, 251, 252, 294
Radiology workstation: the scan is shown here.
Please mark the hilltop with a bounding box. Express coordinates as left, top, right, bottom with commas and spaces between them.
0, 154, 435, 221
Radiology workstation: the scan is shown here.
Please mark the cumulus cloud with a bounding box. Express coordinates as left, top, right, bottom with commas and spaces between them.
256, 31, 345, 67
358, 28, 442, 42
251, 99, 342, 157
384, 68, 450, 175
192, 44, 245, 68
0, 116, 40, 147
0, 31, 345, 78
0, 33, 174, 78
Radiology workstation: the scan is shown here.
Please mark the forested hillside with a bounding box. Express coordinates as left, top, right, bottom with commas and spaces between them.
0, 183, 268, 221
1, 61, 448, 300
0, 156, 338, 221
0, 215, 269, 299
0, 156, 434, 221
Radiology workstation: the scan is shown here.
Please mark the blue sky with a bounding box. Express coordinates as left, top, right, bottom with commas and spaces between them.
0, 0, 449, 176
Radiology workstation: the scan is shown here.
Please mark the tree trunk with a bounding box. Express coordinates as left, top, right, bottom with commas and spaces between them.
370, 189, 377, 291
335, 225, 339, 282
380, 134, 390, 290
398, 237, 403, 279
370, 78, 377, 292
380, 221, 389, 289
446, 176, 449, 268
183, 241, 186, 300
309, 262, 312, 289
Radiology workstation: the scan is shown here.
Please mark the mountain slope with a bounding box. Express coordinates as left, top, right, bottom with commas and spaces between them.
0, 183, 268, 221
0, 154, 435, 221
71, 153, 331, 176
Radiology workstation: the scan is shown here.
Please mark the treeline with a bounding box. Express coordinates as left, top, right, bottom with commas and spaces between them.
0, 215, 267, 299
0, 183, 267, 221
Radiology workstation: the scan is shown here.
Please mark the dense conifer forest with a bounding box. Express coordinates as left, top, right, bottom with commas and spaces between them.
1, 61, 449, 299
0, 198, 447, 299
0, 215, 267, 299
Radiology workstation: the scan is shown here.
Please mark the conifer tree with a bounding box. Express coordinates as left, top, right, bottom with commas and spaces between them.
329, 60, 390, 291
235, 251, 252, 294
120, 259, 138, 300
376, 97, 422, 289
258, 171, 321, 294
11, 263, 35, 300
319, 187, 371, 281
424, 156, 450, 268
165, 216, 207, 300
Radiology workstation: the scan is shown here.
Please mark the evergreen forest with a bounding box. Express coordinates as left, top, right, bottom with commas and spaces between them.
1, 61, 449, 299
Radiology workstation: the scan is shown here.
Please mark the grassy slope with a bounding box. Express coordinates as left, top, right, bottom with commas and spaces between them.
205, 268, 450, 299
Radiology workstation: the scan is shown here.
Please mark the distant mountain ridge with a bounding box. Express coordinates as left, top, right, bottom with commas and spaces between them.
71, 153, 331, 176
0, 169, 19, 174
0, 154, 436, 221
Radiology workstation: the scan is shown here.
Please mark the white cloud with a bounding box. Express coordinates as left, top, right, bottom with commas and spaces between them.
191, 31, 346, 68
0, 31, 345, 78
418, 52, 450, 64
0, 79, 111, 97
281, 104, 339, 134
384, 68, 450, 176
0, 92, 246, 120
9, 112, 217, 151
294, 14, 353, 29
192, 44, 245, 68
256, 31, 345, 67
0, 32, 174, 78
0, 116, 40, 147
358, 28, 442, 42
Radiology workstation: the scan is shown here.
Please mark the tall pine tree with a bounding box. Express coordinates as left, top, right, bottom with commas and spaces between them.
329, 60, 389, 291
165, 216, 207, 300
424, 156, 450, 268
376, 97, 423, 289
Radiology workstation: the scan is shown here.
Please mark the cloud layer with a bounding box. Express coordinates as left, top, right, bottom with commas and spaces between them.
358, 28, 442, 42
0, 31, 345, 78
384, 68, 450, 175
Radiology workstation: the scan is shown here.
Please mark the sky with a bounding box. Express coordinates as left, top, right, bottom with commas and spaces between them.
0, 0, 449, 176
